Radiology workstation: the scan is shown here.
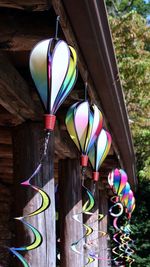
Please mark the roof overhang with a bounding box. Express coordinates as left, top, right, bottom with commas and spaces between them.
61, 0, 137, 189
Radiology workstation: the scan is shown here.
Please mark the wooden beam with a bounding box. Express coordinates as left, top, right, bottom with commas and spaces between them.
0, 10, 61, 53
98, 186, 111, 267
0, 144, 12, 159
0, 53, 41, 122
0, 158, 13, 167
0, 109, 21, 126
0, 124, 77, 164
0, 185, 12, 266
0, 173, 13, 184
54, 127, 78, 159
12, 121, 56, 267
0, 166, 13, 174
0, 1, 51, 11
59, 158, 84, 267
0, 127, 12, 144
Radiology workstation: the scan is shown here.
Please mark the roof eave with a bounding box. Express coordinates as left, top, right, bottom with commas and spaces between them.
62, 0, 137, 190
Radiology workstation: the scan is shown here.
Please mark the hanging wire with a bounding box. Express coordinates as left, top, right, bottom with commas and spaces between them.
20, 131, 51, 184
43, 131, 51, 157
55, 16, 60, 40
84, 70, 88, 101
84, 82, 88, 101
93, 182, 96, 196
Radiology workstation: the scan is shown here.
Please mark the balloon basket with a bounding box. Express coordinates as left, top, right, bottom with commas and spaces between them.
92, 172, 99, 182
127, 213, 131, 220
44, 114, 56, 131
80, 155, 88, 167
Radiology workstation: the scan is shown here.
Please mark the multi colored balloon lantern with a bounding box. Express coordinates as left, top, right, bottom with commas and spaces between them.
88, 129, 112, 181
108, 168, 136, 219
108, 168, 136, 266
30, 38, 77, 130
108, 169, 134, 211
108, 168, 127, 196
65, 101, 103, 168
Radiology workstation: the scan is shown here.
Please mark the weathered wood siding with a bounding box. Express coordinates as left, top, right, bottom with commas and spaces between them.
59, 158, 84, 267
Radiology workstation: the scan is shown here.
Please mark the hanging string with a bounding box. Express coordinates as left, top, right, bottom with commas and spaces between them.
84, 82, 88, 101
55, 16, 60, 41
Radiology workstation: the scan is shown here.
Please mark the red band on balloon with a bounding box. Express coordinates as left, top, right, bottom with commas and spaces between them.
92, 172, 99, 182
116, 196, 119, 202
80, 155, 88, 167
44, 114, 56, 130
127, 213, 131, 220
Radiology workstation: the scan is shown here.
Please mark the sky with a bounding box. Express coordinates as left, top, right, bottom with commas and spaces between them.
145, 0, 150, 23
145, 0, 150, 16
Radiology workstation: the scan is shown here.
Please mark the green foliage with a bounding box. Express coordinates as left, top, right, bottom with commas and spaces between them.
109, 12, 150, 124
105, 6, 150, 266
105, 0, 150, 17
131, 178, 150, 266
134, 128, 150, 179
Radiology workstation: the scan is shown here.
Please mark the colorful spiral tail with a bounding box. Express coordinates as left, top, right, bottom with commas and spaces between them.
71, 181, 107, 266
9, 132, 51, 267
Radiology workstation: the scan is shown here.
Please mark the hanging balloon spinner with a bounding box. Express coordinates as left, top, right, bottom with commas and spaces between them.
30, 16, 77, 132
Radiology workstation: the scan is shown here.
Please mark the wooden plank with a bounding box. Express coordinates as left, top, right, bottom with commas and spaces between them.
0, 173, 13, 184
59, 158, 84, 267
84, 179, 99, 267
0, 53, 41, 122
0, 166, 13, 174
0, 10, 60, 53
98, 186, 111, 267
0, 158, 13, 167
0, 144, 12, 159
0, 110, 21, 126
0, 127, 12, 144
0, 1, 51, 11
0, 185, 12, 266
12, 122, 56, 267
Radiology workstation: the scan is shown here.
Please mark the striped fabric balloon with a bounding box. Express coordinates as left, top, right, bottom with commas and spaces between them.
88, 129, 112, 181
126, 194, 135, 218
30, 38, 77, 130
108, 169, 136, 266
108, 169, 128, 196
120, 182, 131, 207
108, 169, 136, 214
65, 101, 103, 167
126, 190, 134, 211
